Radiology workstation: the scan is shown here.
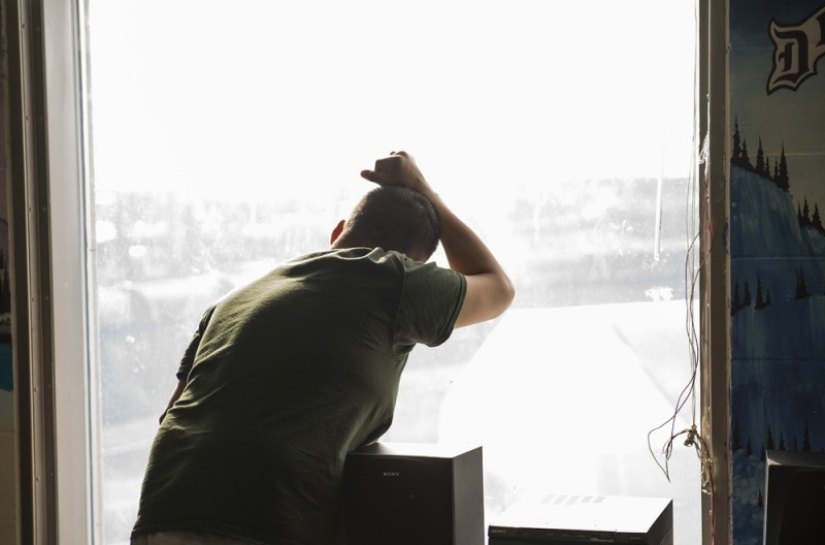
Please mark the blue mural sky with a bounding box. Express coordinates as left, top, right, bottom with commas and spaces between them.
730, 1, 825, 210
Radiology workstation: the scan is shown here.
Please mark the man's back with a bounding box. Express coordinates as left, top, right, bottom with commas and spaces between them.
132, 248, 466, 544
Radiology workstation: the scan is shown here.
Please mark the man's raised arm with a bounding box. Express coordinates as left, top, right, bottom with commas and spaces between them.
360, 151, 515, 328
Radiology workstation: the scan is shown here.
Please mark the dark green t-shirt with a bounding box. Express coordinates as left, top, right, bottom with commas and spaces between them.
132, 248, 466, 544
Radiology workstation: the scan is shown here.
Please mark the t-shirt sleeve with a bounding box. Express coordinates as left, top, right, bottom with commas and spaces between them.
393, 258, 467, 351
176, 305, 216, 380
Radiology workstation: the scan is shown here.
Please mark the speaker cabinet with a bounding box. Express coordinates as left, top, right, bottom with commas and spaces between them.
764, 449, 825, 545
343, 443, 484, 545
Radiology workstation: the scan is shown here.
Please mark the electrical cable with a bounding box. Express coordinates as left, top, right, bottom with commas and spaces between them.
645, 1, 718, 541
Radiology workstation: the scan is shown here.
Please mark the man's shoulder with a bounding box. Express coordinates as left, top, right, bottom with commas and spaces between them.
287, 247, 408, 268
280, 248, 461, 285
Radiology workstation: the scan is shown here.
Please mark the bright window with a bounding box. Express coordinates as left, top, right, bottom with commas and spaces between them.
85, 1, 700, 543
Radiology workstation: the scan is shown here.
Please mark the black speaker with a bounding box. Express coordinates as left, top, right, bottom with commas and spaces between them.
343, 443, 484, 545
764, 449, 825, 545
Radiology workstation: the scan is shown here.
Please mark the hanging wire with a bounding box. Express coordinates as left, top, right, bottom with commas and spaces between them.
646, 0, 717, 542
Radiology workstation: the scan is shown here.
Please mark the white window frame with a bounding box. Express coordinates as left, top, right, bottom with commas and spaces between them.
38, 0, 97, 542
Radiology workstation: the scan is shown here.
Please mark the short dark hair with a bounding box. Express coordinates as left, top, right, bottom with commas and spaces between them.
346, 186, 441, 260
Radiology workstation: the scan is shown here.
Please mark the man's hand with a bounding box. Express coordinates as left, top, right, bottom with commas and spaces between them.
360, 150, 515, 328
159, 377, 187, 424
360, 151, 432, 196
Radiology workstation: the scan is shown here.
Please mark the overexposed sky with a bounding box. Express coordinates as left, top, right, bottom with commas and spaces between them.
88, 0, 696, 207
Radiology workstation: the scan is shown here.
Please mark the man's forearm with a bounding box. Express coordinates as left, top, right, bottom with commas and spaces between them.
432, 192, 514, 327
426, 191, 506, 277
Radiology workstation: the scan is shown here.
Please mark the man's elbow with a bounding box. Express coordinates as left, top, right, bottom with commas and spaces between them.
455, 272, 516, 328
496, 275, 516, 316
485, 273, 516, 321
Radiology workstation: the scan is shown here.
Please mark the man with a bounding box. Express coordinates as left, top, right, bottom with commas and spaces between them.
131, 151, 515, 545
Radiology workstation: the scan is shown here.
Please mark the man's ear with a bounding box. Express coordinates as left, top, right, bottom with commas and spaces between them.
330, 220, 346, 246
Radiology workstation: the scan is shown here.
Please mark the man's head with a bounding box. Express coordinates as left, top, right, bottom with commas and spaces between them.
331, 186, 441, 261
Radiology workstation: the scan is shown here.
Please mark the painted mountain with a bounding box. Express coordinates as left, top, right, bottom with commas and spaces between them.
729, 145, 825, 544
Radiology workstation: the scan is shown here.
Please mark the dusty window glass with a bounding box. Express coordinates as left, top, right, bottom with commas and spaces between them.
87, 1, 700, 543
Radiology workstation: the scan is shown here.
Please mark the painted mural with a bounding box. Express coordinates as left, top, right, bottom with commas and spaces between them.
728, 1, 825, 543
0, 222, 10, 426
0, 2, 12, 429
0, 218, 10, 393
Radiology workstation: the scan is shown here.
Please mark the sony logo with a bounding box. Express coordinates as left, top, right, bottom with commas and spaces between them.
382, 471, 401, 477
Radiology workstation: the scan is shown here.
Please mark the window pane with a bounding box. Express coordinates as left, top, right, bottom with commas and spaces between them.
86, 1, 700, 543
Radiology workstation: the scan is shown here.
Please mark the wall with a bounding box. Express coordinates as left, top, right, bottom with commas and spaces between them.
727, 1, 825, 543
0, 0, 19, 541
